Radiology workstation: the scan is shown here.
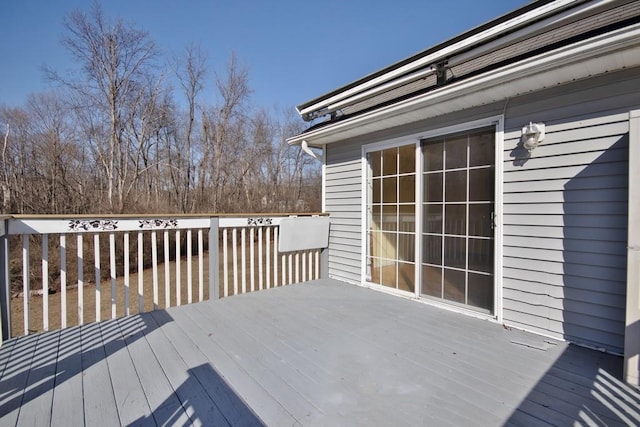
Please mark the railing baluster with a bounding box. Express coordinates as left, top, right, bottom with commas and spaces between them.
187, 229, 193, 304
77, 235, 83, 325
281, 252, 286, 286
274, 227, 279, 287
223, 228, 229, 298
232, 228, 238, 296
22, 235, 29, 335
60, 234, 67, 329
137, 231, 144, 313
266, 227, 271, 289
198, 229, 204, 302
250, 228, 255, 292
175, 230, 181, 306
109, 232, 116, 319
123, 233, 129, 317
4, 214, 325, 337
151, 231, 158, 310
241, 228, 246, 294
164, 231, 170, 308
42, 234, 49, 331
302, 249, 306, 283
94, 234, 100, 322
258, 227, 263, 291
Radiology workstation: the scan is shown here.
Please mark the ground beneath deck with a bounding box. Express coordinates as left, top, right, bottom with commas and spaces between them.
1, 279, 639, 426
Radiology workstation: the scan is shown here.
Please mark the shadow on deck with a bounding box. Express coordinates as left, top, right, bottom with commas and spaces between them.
1, 279, 639, 425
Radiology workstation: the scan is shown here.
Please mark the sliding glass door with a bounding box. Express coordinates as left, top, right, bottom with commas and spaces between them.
421, 127, 495, 313
364, 126, 495, 314
366, 145, 416, 293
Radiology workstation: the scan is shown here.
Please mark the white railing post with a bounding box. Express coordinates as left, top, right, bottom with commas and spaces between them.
175, 230, 181, 306
23, 235, 29, 335
223, 228, 228, 297
77, 235, 83, 325
151, 231, 158, 310
209, 217, 219, 300
198, 229, 204, 302
42, 234, 49, 331
123, 233, 130, 316
94, 234, 100, 322
0, 219, 10, 342
109, 232, 116, 319
137, 231, 144, 313
60, 234, 67, 329
164, 231, 170, 308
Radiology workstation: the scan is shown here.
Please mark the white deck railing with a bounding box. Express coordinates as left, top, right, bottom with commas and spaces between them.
0, 214, 328, 342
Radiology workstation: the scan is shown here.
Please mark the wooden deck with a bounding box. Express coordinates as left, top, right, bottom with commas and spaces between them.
1, 279, 639, 426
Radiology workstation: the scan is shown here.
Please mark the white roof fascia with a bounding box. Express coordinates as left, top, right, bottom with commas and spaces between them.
297, 0, 584, 119
288, 23, 640, 147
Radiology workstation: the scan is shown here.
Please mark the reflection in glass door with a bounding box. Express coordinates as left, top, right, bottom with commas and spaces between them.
421, 128, 495, 313
366, 145, 416, 293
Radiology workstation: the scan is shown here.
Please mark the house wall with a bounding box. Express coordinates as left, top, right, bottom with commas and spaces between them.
323, 67, 640, 353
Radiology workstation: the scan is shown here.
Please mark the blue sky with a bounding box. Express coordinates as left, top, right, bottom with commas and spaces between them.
1, 0, 528, 111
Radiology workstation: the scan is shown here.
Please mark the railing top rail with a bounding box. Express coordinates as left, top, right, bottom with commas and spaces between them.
4, 213, 329, 235
4, 212, 327, 220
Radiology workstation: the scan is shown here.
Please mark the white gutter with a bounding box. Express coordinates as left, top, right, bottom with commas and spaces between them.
288, 22, 640, 146
326, 66, 435, 113
297, 0, 584, 119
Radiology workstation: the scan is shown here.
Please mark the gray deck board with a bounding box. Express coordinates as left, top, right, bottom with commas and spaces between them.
11, 331, 59, 427
80, 322, 120, 426
50, 326, 84, 427
167, 301, 295, 426
0, 332, 43, 427
1, 278, 639, 426
141, 310, 230, 426
100, 318, 153, 426
117, 313, 190, 426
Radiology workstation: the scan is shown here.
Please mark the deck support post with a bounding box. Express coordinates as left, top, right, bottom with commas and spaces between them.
209, 217, 220, 300
0, 219, 10, 342
625, 110, 640, 385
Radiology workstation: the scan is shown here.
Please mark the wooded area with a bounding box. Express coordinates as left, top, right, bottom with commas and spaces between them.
0, 4, 320, 215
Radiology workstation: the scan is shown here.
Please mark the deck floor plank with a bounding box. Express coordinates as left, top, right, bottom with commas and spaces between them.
228, 285, 501, 423
166, 302, 297, 426
188, 295, 326, 424
0, 333, 45, 426
147, 309, 263, 426
80, 322, 120, 426
50, 326, 84, 427
116, 312, 191, 426
214, 290, 423, 426
13, 331, 60, 427
140, 310, 231, 426
0, 339, 16, 380
1, 278, 639, 426
99, 317, 154, 426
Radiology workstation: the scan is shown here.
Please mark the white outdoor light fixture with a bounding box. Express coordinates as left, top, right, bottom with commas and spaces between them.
521, 122, 546, 151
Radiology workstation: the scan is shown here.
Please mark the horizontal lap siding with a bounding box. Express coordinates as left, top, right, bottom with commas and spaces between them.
325, 141, 362, 284
501, 72, 640, 353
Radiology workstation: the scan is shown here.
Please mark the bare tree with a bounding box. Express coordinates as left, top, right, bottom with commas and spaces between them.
50, 3, 158, 212
172, 44, 207, 212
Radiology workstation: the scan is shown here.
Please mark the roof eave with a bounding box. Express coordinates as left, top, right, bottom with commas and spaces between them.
288, 23, 640, 147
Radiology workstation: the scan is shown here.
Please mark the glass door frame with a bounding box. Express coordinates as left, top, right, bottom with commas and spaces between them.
360, 115, 504, 322
361, 136, 421, 298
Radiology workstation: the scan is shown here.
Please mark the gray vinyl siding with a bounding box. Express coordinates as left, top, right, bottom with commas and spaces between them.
500, 70, 639, 353
321, 67, 639, 353
325, 140, 362, 284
